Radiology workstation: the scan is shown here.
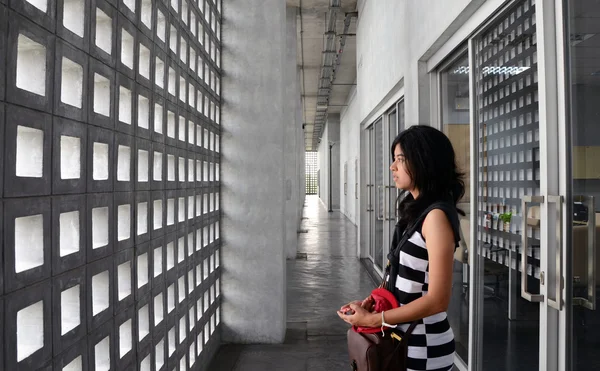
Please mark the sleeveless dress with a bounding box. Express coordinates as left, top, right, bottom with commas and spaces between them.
393, 219, 456, 371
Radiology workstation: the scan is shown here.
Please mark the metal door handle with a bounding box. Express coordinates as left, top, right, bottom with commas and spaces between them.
547, 195, 563, 310
377, 185, 385, 221
573, 195, 596, 310
366, 184, 373, 212
522, 195, 544, 302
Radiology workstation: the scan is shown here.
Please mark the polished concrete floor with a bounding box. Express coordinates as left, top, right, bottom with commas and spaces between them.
208, 195, 375, 370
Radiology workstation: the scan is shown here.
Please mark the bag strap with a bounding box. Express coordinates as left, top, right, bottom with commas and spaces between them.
382, 200, 461, 288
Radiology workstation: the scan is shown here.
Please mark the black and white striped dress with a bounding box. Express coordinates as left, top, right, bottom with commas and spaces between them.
394, 223, 455, 371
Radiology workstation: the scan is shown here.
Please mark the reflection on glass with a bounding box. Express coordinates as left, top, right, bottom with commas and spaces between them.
440, 52, 471, 363
474, 1, 541, 370
568, 0, 600, 369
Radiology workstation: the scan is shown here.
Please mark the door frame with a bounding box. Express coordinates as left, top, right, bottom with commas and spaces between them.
465, 0, 564, 369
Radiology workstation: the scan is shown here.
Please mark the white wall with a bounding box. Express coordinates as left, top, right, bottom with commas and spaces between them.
339, 86, 360, 224
337, 0, 505, 251
318, 123, 329, 208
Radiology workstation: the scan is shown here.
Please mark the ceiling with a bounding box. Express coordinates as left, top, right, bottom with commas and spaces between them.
287, 0, 358, 151
570, 0, 600, 85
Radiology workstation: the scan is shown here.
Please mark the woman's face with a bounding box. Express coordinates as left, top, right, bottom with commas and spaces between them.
390, 144, 412, 190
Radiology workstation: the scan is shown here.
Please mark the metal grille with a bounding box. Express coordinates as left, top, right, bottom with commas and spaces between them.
305, 152, 318, 195
0, 0, 222, 369
475, 0, 540, 278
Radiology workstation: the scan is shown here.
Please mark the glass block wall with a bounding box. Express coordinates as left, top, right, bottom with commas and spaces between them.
0, 0, 222, 369
305, 151, 317, 195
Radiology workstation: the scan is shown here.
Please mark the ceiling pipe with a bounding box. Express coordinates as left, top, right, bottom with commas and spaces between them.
311, 2, 357, 148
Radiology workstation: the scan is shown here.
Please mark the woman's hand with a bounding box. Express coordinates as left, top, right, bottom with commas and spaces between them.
336, 303, 380, 328
339, 296, 375, 314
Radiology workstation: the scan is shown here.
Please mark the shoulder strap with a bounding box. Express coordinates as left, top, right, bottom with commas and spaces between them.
382, 201, 461, 289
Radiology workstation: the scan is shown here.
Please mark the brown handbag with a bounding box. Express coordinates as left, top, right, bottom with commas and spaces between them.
346, 202, 458, 371
347, 321, 417, 371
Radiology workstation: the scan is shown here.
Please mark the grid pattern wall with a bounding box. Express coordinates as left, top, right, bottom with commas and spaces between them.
475, 0, 540, 278
0, 0, 222, 369
305, 151, 317, 195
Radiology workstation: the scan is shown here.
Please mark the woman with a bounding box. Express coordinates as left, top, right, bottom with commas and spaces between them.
338, 125, 464, 371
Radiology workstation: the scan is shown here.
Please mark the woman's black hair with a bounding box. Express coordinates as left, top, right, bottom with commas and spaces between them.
391, 125, 465, 229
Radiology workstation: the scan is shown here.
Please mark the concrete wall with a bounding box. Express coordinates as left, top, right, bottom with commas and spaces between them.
221, 0, 287, 343
339, 86, 360, 224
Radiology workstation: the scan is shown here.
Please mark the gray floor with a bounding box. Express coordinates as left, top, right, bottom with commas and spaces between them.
208, 195, 375, 370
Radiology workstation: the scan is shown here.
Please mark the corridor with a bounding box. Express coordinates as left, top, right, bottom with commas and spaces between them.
208, 195, 375, 370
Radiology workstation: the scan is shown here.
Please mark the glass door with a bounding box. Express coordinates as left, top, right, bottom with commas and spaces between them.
439, 51, 471, 364
470, 0, 562, 369
565, 0, 600, 369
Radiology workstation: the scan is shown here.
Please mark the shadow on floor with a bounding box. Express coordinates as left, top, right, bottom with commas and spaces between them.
208, 196, 374, 370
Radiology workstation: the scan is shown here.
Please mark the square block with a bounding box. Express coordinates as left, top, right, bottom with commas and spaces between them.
6, 12, 55, 112
136, 84, 153, 139
0, 7, 6, 101
114, 192, 134, 251
164, 102, 179, 148
54, 39, 89, 122
138, 0, 153, 37
151, 191, 166, 239
52, 195, 87, 275
52, 116, 87, 195
185, 116, 196, 152
176, 150, 188, 189
164, 190, 178, 235
135, 241, 152, 299
86, 256, 114, 331
153, 323, 167, 371
9, 0, 56, 33
4, 280, 52, 370
175, 111, 187, 149
138, 343, 153, 371
135, 191, 151, 243
113, 248, 134, 314
88, 57, 116, 129
165, 315, 179, 367
115, 72, 135, 135
56, 0, 90, 52
136, 293, 153, 352
52, 266, 87, 356
136, 138, 152, 191
175, 228, 188, 270
151, 143, 166, 190
116, 13, 136, 78
164, 232, 177, 277
137, 30, 153, 88
154, 0, 168, 50
4, 105, 52, 197
114, 304, 136, 369
151, 255, 165, 322
166, 60, 178, 104
90, 0, 117, 67
53, 338, 88, 371
86, 193, 114, 262
87, 126, 114, 193
117, 0, 136, 23
3, 197, 51, 293
114, 133, 134, 192
163, 145, 179, 189
87, 318, 114, 371
153, 45, 167, 96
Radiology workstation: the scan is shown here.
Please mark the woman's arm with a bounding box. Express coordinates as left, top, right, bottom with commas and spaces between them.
340, 209, 455, 327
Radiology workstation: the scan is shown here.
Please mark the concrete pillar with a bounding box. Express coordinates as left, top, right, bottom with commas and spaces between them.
221, 0, 286, 343
328, 114, 341, 210
285, 6, 299, 260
